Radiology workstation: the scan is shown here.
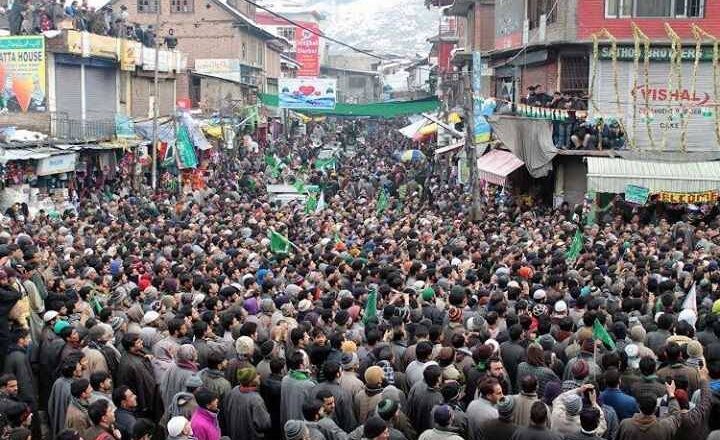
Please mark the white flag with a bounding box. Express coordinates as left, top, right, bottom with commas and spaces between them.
682, 283, 697, 313
316, 191, 326, 212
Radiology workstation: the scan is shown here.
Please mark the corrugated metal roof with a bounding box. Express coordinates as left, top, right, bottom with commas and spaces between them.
586, 157, 720, 193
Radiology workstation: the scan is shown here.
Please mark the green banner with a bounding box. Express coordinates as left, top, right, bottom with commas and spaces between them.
625, 184, 650, 205
599, 45, 716, 62
260, 94, 439, 118
176, 125, 198, 169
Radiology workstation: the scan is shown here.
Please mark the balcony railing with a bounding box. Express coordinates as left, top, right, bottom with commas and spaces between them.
51, 113, 115, 141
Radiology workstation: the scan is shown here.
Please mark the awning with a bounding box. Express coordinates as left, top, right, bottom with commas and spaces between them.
434, 139, 465, 156
477, 149, 524, 186
399, 119, 429, 138
586, 157, 720, 194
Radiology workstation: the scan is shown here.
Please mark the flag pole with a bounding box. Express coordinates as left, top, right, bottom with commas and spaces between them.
269, 228, 303, 253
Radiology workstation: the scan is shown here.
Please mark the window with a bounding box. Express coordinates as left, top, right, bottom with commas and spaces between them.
170, 0, 193, 13
560, 56, 589, 94
278, 27, 295, 42
241, 42, 247, 61
137, 0, 159, 13
349, 76, 366, 88
256, 39, 264, 66
605, 0, 632, 17
605, 0, 704, 18
528, 0, 557, 30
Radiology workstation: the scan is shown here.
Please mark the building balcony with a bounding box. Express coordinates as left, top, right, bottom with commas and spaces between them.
50, 113, 115, 142
46, 30, 186, 72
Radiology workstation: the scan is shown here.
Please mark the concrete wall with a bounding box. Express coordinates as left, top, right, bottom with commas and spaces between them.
130, 75, 176, 118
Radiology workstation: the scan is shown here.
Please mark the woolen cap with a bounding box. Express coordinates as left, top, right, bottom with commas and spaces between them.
497, 396, 515, 419
363, 416, 387, 439
364, 366, 384, 386
284, 420, 306, 440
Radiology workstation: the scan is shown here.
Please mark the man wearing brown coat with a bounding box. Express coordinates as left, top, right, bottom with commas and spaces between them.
616, 376, 710, 440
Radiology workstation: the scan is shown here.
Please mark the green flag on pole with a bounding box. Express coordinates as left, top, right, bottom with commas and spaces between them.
376, 188, 388, 215
592, 318, 616, 350
305, 193, 318, 214
269, 230, 291, 254
363, 289, 378, 324
565, 229, 583, 262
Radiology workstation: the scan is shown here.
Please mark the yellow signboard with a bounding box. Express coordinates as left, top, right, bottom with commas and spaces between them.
657, 190, 718, 204
120, 40, 139, 71
0, 36, 46, 112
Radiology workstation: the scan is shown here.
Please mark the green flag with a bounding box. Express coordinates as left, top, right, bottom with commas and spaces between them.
305, 193, 318, 214
363, 289, 378, 324
269, 230, 291, 254
593, 318, 616, 350
565, 229, 583, 262
376, 188, 388, 215
293, 179, 306, 194
314, 157, 337, 171
265, 154, 282, 178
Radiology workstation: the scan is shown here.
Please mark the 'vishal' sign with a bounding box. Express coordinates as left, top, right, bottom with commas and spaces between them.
631, 86, 710, 106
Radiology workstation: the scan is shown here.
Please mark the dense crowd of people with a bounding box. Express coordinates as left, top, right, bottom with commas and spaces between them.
1, 0, 160, 48
0, 118, 718, 440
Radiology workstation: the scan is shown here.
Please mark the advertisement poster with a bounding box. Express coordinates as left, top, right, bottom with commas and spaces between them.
278, 78, 336, 110
295, 23, 320, 77
0, 36, 46, 112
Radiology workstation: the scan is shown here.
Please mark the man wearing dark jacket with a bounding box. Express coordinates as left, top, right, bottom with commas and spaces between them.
500, 325, 526, 393
476, 396, 518, 440
116, 333, 161, 419
2, 327, 36, 410
0, 269, 21, 367
563, 408, 604, 440
313, 361, 358, 432
112, 386, 137, 440
407, 364, 444, 434
221, 366, 272, 440
511, 402, 562, 440
259, 358, 284, 440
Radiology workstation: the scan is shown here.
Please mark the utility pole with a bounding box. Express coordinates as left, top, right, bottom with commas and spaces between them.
465, 80, 479, 221
151, 1, 161, 191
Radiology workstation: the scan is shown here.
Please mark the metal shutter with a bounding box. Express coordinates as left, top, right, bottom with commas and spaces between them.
590, 58, 717, 152
85, 66, 117, 121
54, 64, 82, 120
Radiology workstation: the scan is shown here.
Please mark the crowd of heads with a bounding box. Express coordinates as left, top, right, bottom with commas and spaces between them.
0, 118, 717, 440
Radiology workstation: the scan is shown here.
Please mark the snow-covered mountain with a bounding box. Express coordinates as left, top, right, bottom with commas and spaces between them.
271, 0, 440, 57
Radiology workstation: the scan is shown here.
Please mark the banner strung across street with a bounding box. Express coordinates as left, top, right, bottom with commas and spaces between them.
0, 36, 46, 112
278, 78, 336, 110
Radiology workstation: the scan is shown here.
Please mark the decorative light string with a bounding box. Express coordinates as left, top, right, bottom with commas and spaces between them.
663, 23, 682, 151
684, 25, 704, 153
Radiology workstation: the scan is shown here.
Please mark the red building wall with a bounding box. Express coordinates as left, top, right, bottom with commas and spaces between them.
577, 0, 720, 40
475, 3, 496, 52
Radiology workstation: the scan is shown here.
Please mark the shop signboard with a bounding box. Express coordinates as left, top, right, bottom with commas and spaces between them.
295, 23, 320, 77
657, 190, 718, 204
0, 36, 46, 112
194, 58, 240, 82
36, 153, 77, 176
624, 184, 650, 205
591, 47, 719, 151
278, 78, 336, 110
